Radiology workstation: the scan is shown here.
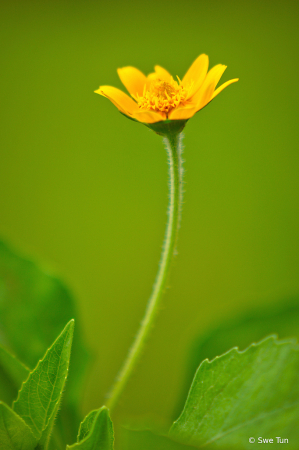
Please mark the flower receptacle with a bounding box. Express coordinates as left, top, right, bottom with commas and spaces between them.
145, 119, 188, 137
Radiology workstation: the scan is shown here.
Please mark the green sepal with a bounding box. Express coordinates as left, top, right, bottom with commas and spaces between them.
170, 336, 299, 449
119, 111, 187, 136
67, 406, 114, 450
144, 119, 188, 136
13, 320, 74, 447
0, 401, 37, 449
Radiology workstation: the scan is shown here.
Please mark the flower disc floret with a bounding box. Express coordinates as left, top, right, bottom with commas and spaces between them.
136, 77, 192, 114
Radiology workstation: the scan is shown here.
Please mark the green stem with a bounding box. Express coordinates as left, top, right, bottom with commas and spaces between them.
106, 132, 184, 412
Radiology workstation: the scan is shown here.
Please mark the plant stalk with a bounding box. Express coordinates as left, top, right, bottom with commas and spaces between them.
106, 132, 184, 411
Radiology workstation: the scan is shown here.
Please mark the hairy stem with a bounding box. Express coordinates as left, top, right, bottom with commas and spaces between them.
106, 132, 184, 412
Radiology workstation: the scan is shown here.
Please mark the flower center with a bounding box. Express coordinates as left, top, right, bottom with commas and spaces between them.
136, 77, 192, 114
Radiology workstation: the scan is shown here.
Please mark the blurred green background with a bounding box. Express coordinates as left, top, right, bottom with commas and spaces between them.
1, 0, 299, 427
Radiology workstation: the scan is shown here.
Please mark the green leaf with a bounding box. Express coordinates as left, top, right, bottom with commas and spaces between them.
170, 336, 299, 449
67, 407, 114, 450
13, 320, 74, 448
0, 345, 30, 405
0, 239, 90, 442
77, 410, 98, 442
0, 401, 37, 449
174, 298, 299, 420
0, 239, 89, 391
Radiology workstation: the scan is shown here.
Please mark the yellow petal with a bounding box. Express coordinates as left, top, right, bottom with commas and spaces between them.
191, 64, 227, 108
168, 104, 199, 120
154, 65, 172, 82
117, 66, 147, 98
147, 65, 172, 83
132, 109, 166, 123
95, 86, 138, 116
196, 82, 216, 112
182, 54, 209, 96
212, 78, 239, 99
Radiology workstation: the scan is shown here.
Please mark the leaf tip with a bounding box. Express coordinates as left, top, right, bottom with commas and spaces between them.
64, 318, 75, 335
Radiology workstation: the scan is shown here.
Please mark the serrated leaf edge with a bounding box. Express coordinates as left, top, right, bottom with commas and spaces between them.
67, 406, 112, 449
77, 409, 98, 442
175, 334, 298, 423
12, 319, 74, 439
197, 334, 296, 367
171, 335, 299, 443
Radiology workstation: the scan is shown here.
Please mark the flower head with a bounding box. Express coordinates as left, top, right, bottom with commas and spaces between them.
95, 54, 238, 133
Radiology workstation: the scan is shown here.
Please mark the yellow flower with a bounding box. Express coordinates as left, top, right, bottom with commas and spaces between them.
95, 54, 238, 125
